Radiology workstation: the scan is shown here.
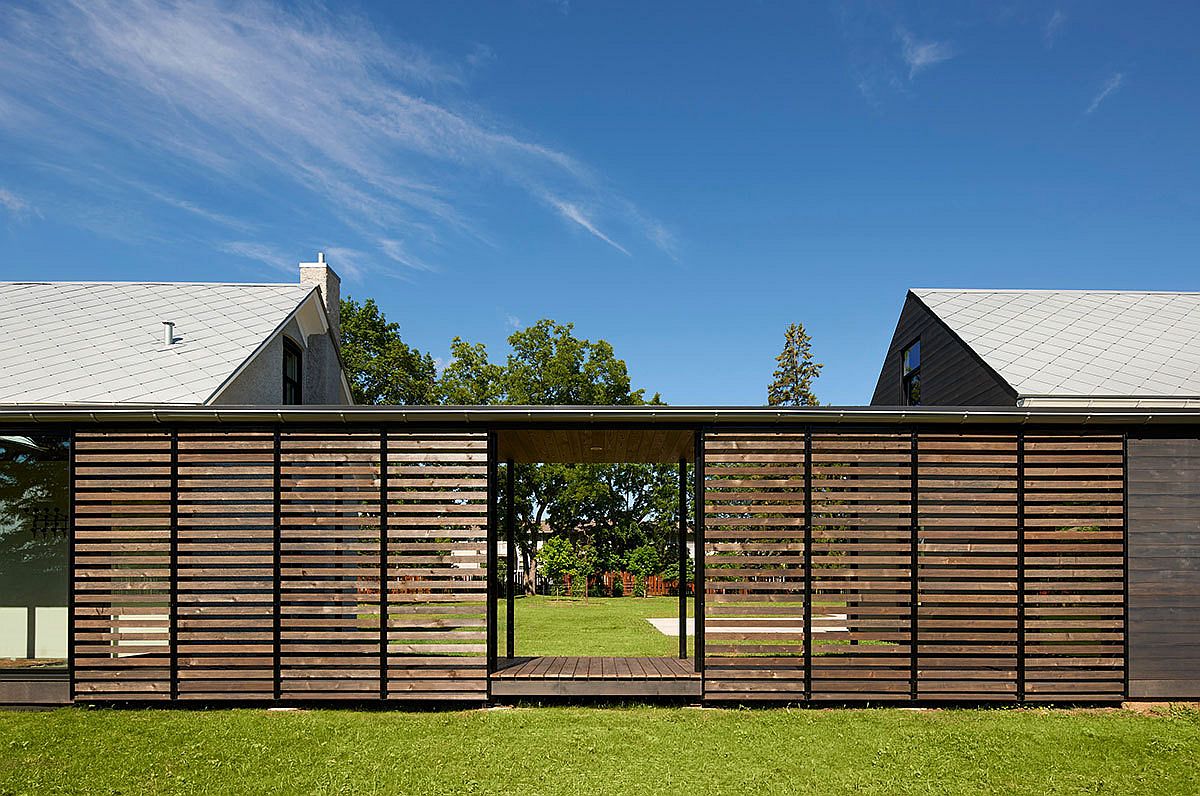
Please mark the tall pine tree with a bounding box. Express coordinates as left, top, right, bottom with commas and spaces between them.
767, 322, 823, 406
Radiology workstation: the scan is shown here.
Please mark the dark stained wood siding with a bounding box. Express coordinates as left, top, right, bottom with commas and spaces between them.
1128, 436, 1200, 699
871, 293, 1017, 407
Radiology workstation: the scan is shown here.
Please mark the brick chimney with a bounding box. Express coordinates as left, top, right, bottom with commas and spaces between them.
299, 251, 341, 343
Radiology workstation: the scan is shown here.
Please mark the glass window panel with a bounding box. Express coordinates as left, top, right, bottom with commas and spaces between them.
0, 432, 69, 670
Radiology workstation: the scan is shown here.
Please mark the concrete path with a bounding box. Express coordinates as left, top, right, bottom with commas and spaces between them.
646, 614, 848, 636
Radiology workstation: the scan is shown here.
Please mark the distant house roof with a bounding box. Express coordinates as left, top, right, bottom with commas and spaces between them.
915, 288, 1200, 406
0, 281, 328, 404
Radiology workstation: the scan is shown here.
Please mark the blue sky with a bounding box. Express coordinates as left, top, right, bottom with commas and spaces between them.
1, 1, 1197, 405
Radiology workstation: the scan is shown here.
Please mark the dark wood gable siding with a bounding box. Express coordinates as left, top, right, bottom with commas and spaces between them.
1128, 436, 1200, 699
871, 293, 1017, 407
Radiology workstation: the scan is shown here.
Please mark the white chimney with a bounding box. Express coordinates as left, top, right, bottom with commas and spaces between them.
299, 251, 341, 343
162, 321, 176, 346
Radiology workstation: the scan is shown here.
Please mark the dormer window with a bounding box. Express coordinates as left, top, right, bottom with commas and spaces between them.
283, 339, 303, 405
902, 340, 921, 406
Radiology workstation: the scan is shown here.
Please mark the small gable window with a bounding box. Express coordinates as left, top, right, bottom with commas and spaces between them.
901, 340, 921, 406
283, 339, 303, 405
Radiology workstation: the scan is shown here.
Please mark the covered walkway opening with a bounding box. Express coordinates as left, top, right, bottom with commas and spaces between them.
489, 428, 701, 698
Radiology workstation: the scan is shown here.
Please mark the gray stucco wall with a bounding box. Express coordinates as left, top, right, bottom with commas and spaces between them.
213, 318, 346, 405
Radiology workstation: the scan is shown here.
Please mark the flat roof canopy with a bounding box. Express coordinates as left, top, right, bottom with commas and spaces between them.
496, 428, 694, 463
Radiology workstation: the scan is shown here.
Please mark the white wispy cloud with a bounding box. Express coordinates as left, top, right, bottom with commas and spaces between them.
1086, 72, 1125, 115
546, 196, 631, 256
218, 241, 294, 275
505, 314, 521, 330
0, 187, 29, 215
0, 0, 672, 273
897, 27, 956, 79
1044, 10, 1067, 48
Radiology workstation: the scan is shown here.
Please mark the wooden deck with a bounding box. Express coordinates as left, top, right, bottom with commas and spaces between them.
490, 657, 701, 698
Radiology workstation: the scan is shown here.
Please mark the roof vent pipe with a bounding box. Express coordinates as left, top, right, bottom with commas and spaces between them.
162, 321, 175, 346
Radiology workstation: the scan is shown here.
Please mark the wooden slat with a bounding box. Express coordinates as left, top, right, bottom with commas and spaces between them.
175, 430, 275, 700
385, 432, 489, 700
72, 430, 173, 701
917, 433, 1018, 701
1022, 434, 1125, 702
703, 432, 807, 701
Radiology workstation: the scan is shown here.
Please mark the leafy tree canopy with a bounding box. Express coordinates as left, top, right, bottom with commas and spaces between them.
339, 297, 437, 405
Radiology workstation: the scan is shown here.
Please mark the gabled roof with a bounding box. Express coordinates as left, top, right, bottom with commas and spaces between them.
0, 281, 320, 404
914, 289, 1200, 401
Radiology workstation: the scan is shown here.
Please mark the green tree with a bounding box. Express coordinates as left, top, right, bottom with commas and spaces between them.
503, 319, 653, 405
339, 297, 437, 404
571, 542, 600, 603
536, 535, 575, 598
437, 319, 661, 592
767, 322, 823, 406
626, 543, 661, 598
436, 338, 505, 405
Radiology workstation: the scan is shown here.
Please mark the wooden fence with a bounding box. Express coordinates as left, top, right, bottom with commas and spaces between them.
702, 430, 1126, 703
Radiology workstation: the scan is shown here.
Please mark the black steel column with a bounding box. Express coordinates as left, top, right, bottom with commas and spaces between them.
1016, 431, 1026, 703
693, 430, 705, 672
272, 427, 282, 702
910, 428, 919, 702
67, 429, 76, 701
803, 426, 812, 701
379, 429, 389, 701
505, 459, 515, 660
486, 432, 498, 675
1121, 432, 1129, 700
168, 429, 179, 701
678, 457, 687, 659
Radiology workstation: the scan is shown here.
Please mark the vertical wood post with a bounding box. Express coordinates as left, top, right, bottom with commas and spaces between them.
678, 457, 687, 659
1016, 430, 1026, 703
272, 427, 282, 702
1121, 432, 1129, 700
67, 429, 76, 702
693, 429, 705, 672
379, 429, 389, 701
910, 428, 919, 702
168, 429, 179, 701
803, 426, 813, 700
486, 432, 498, 675
506, 459, 515, 660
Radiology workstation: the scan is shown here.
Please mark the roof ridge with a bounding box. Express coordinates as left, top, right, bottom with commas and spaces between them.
914, 287, 1200, 295
0, 281, 307, 288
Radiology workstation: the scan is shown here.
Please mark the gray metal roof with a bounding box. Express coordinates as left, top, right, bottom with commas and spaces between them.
915, 289, 1200, 401
0, 281, 317, 404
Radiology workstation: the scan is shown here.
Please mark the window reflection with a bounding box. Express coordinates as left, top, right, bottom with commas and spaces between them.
0, 432, 69, 669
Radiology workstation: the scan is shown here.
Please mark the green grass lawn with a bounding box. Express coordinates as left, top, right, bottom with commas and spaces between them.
2, 706, 1198, 795
510, 595, 690, 657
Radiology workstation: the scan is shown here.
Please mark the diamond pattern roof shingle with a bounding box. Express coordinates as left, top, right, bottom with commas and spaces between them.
0, 282, 315, 404
915, 289, 1200, 398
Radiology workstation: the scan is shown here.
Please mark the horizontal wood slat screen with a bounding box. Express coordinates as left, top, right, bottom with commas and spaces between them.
71, 427, 490, 703
809, 432, 914, 701
176, 430, 275, 700
73, 430, 173, 700
385, 433, 488, 700
703, 432, 808, 701
279, 431, 382, 699
701, 428, 1126, 704
917, 434, 1018, 700
1021, 434, 1125, 702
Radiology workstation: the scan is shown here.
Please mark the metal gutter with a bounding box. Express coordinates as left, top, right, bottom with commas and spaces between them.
0, 404, 1196, 426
